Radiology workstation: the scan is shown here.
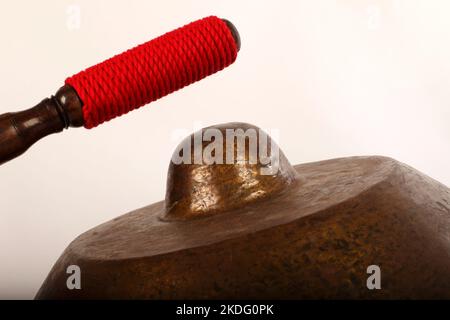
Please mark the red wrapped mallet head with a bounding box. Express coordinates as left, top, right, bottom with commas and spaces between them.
0, 16, 240, 165
66, 16, 240, 128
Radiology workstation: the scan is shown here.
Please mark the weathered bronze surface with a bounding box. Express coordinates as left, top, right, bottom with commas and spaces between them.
36, 123, 450, 299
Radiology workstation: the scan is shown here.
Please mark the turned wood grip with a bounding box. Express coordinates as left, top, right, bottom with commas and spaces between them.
0, 85, 83, 166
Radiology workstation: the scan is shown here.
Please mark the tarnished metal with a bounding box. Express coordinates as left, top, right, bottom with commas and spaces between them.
36, 123, 450, 299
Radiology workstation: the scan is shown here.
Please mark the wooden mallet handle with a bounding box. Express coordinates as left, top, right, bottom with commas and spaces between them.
0, 17, 240, 166
0, 85, 83, 165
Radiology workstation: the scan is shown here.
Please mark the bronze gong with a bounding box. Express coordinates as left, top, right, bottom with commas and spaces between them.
36, 122, 450, 299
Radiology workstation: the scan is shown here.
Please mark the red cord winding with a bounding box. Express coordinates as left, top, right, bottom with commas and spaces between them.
65, 16, 238, 129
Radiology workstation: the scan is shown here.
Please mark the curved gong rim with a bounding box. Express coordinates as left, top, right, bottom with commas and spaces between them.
71, 156, 395, 261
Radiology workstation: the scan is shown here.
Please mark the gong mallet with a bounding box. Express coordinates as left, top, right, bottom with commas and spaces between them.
0, 16, 240, 166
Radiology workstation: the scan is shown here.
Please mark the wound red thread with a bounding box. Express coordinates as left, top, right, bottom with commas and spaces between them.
65, 16, 238, 129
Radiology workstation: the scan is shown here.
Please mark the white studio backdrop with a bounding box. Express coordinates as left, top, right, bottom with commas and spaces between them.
0, 0, 449, 298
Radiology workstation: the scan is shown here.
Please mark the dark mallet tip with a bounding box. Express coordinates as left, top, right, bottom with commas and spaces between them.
222, 18, 241, 52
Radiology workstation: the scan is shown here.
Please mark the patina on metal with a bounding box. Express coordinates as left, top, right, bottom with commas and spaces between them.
36, 122, 450, 299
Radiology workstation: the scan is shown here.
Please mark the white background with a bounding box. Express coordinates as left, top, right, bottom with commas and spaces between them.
0, 0, 449, 298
